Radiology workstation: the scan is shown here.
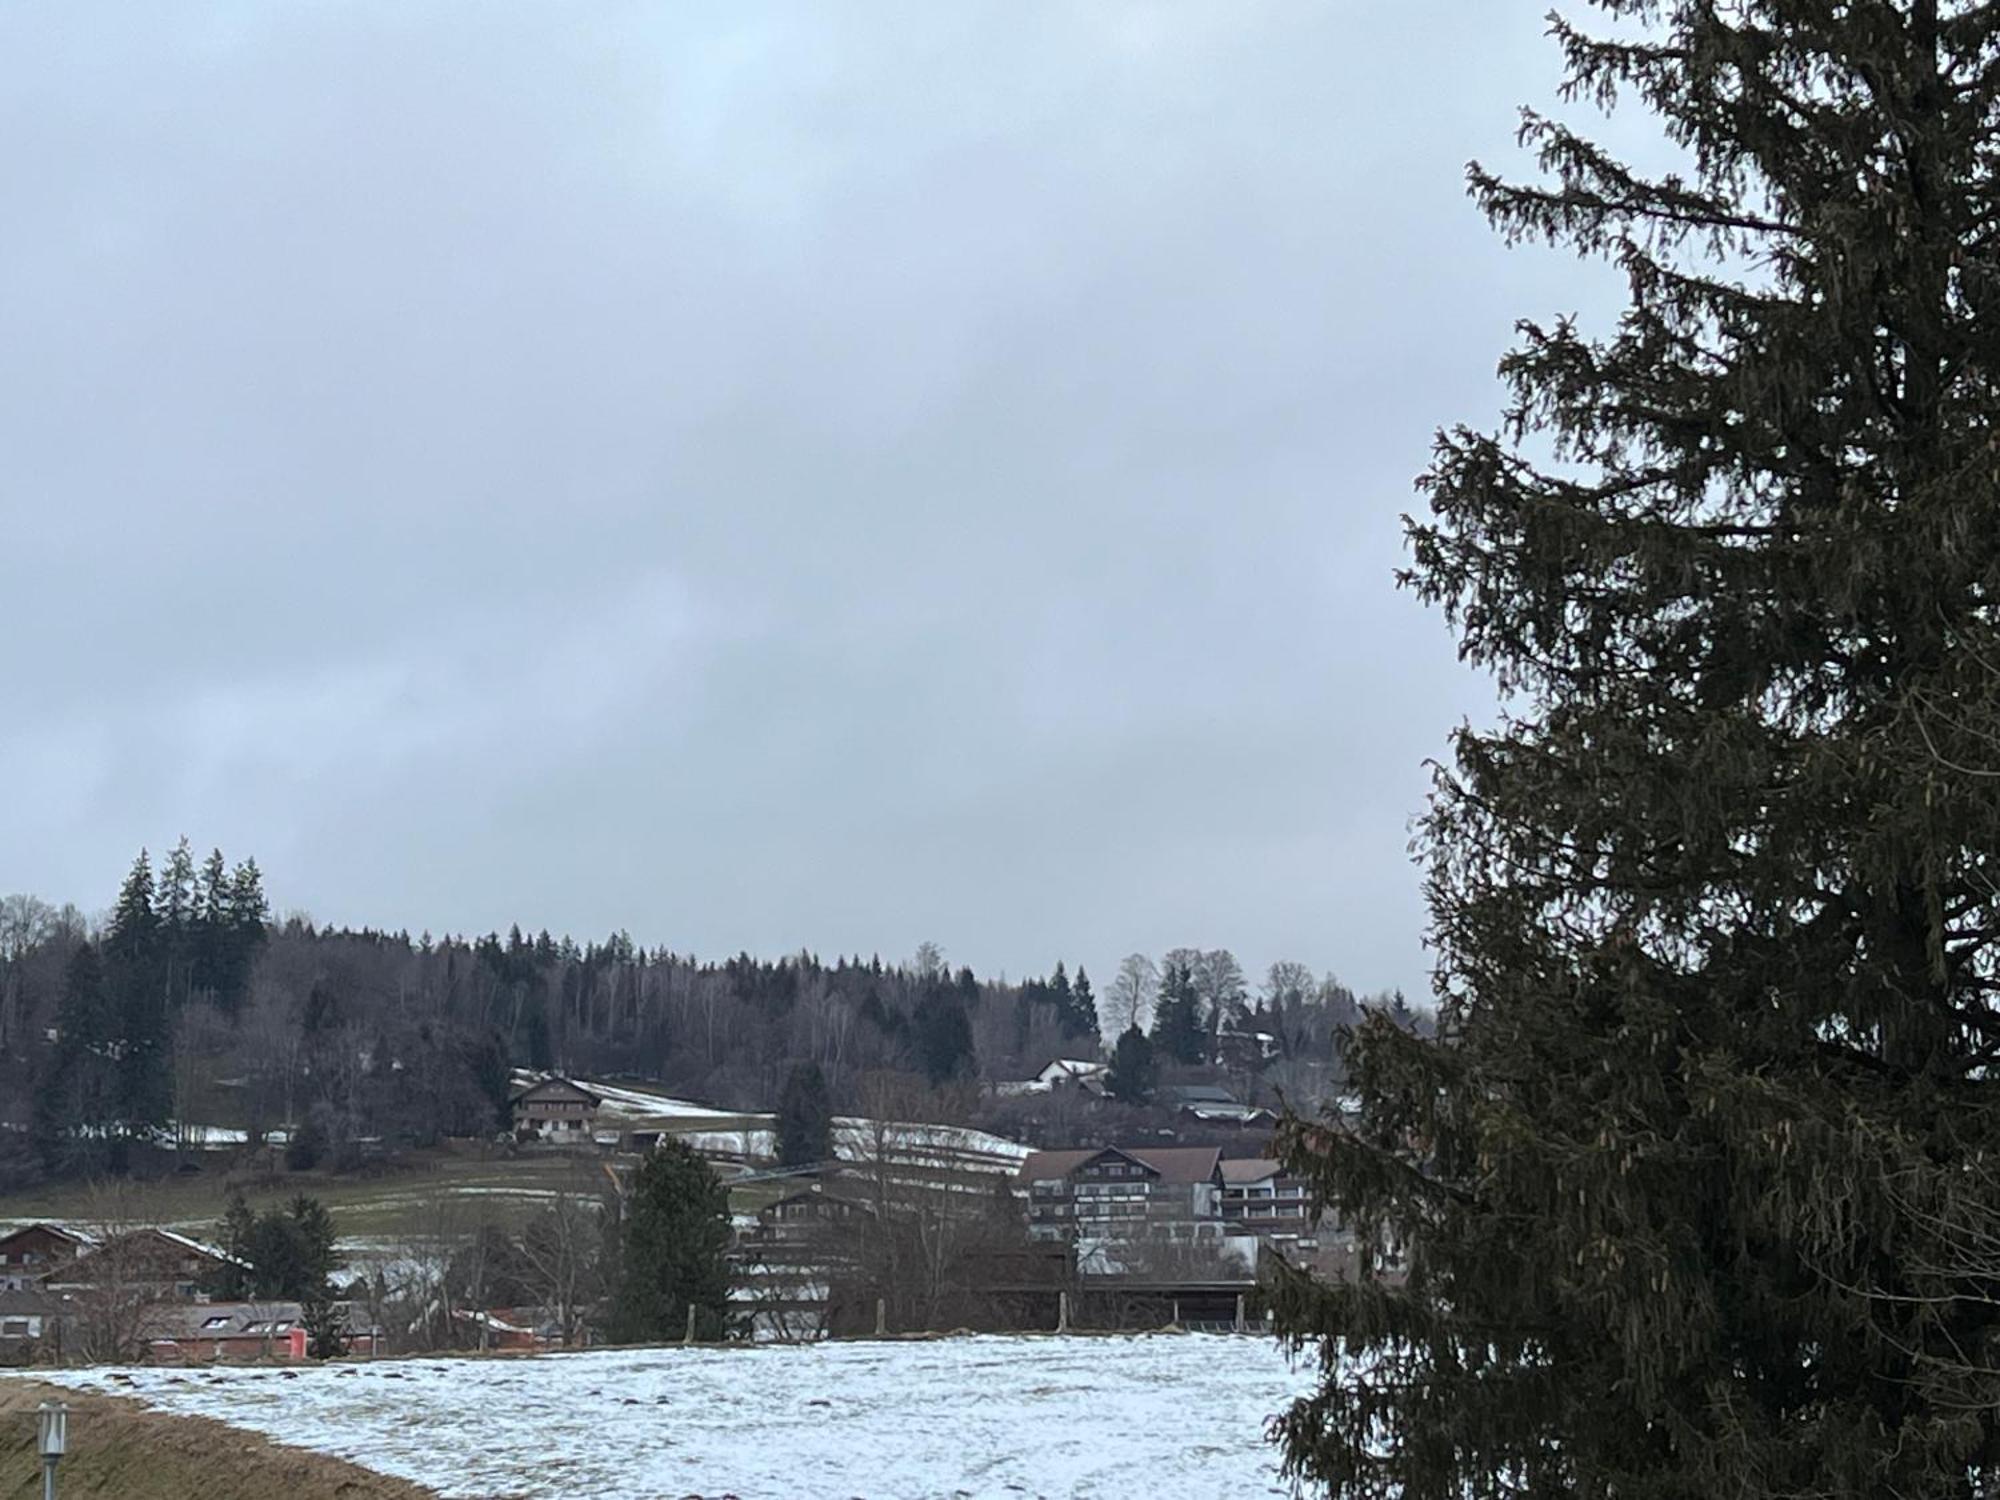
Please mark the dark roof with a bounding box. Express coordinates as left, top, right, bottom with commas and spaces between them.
0, 1223, 95, 1252
760, 1185, 877, 1219
1017, 1145, 1222, 1186
1159, 1084, 1239, 1106
509, 1076, 603, 1108
146, 1300, 382, 1340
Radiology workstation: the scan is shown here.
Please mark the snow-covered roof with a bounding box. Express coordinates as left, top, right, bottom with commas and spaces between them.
148, 1227, 248, 1266
0, 1223, 98, 1250
1036, 1058, 1107, 1081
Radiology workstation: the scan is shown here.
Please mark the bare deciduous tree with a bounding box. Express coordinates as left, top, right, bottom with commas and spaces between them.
1105, 954, 1158, 1037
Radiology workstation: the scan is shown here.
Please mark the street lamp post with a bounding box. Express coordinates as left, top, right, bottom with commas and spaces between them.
36, 1400, 66, 1500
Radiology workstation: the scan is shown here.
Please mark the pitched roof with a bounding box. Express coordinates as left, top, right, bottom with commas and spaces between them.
144, 1300, 383, 1340
0, 1223, 97, 1251
760, 1185, 877, 1218
148, 1301, 306, 1340
1219, 1158, 1283, 1185
509, 1076, 603, 1107
1159, 1084, 1239, 1106
149, 1228, 242, 1264
63, 1227, 247, 1272
1016, 1145, 1222, 1186
1037, 1058, 1107, 1078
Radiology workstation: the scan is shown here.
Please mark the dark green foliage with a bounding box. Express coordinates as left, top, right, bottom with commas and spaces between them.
193, 851, 266, 1015
37, 844, 269, 1163
300, 1289, 346, 1359
1104, 1024, 1156, 1105
1047, 961, 1100, 1046
1151, 962, 1206, 1066
284, 1114, 326, 1171
103, 850, 171, 1134
912, 978, 976, 1086
468, 1031, 514, 1134
1275, 4, 2000, 1496
34, 944, 118, 1172
776, 1062, 834, 1166
610, 1140, 732, 1343
209, 1191, 343, 1303
205, 1189, 259, 1300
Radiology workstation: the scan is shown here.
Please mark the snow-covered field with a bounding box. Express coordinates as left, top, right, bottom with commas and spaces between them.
45, 1334, 1309, 1499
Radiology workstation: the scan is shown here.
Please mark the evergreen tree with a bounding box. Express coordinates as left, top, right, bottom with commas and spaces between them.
286, 1194, 343, 1294
1047, 960, 1099, 1044
188, 847, 265, 1013
775, 1062, 833, 1167
101, 850, 156, 972
156, 836, 197, 1007
1071, 966, 1097, 1043
194, 847, 231, 997
1275, 5, 2000, 1495
912, 978, 976, 1085
1151, 962, 1206, 1066
102, 850, 169, 1136
1104, 1024, 1156, 1105
285, 1113, 326, 1171
609, 1140, 732, 1342
34, 943, 117, 1170
205, 1188, 258, 1300
299, 1289, 346, 1360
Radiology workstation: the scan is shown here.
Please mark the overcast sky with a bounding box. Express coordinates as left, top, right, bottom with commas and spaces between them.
0, 3, 1624, 998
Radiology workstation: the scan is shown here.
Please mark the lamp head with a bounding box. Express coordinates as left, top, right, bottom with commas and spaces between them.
36, 1400, 67, 1458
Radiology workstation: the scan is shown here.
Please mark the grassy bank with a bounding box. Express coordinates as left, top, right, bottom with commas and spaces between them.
0, 1378, 435, 1500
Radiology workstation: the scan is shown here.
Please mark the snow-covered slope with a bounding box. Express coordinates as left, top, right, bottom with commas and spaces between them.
524, 1070, 1036, 1173
47, 1334, 1307, 1499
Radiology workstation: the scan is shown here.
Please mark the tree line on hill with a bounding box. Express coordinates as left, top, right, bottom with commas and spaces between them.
0, 847, 1406, 1188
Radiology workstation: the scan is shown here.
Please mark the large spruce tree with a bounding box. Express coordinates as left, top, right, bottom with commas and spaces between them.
609, 1139, 733, 1343
1275, 3, 2000, 1496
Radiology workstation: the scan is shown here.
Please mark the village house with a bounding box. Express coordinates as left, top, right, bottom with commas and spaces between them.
509, 1076, 603, 1142
989, 1057, 1110, 1098
0, 1223, 95, 1292
1017, 1145, 1226, 1243
45, 1227, 243, 1301
1158, 1084, 1275, 1126
450, 1306, 569, 1352
1217, 1158, 1318, 1239
143, 1300, 383, 1364
745, 1184, 877, 1249
0, 1289, 65, 1361
731, 1184, 882, 1340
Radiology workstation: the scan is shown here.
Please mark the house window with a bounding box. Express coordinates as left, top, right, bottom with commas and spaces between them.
201, 1316, 231, 1330
1, 1319, 29, 1337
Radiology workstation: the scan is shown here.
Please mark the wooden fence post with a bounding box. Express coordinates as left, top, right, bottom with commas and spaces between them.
1234, 1294, 1246, 1333
875, 1298, 887, 1337
685, 1304, 698, 1346
1057, 1291, 1070, 1334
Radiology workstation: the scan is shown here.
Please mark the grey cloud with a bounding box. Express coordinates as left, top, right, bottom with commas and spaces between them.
2, 2, 1621, 995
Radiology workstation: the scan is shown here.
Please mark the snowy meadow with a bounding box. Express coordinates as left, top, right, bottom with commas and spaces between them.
45, 1333, 1310, 1499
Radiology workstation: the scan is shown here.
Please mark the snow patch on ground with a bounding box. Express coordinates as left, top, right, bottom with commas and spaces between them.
43, 1334, 1307, 1499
